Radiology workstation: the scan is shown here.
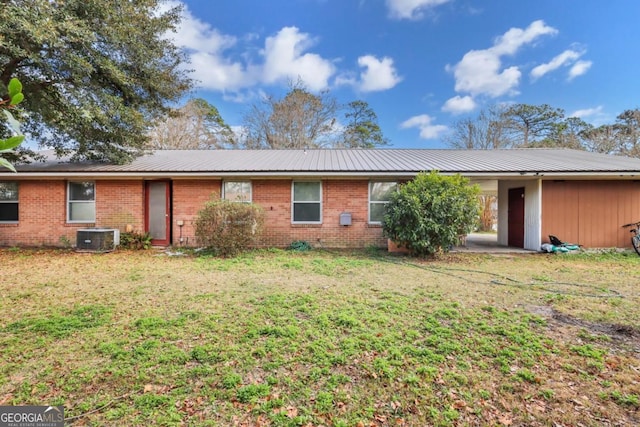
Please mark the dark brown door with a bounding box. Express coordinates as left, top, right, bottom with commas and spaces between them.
508, 187, 525, 248
145, 181, 171, 246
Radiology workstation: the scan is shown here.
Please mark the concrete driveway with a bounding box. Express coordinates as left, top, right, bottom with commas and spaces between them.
454, 233, 536, 254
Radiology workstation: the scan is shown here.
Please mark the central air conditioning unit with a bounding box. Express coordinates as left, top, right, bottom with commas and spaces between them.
76, 228, 120, 252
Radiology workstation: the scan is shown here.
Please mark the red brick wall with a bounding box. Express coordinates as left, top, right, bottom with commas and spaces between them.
2, 178, 386, 249
171, 180, 222, 247
170, 179, 386, 249
98, 181, 145, 233
0, 180, 144, 247
254, 179, 385, 248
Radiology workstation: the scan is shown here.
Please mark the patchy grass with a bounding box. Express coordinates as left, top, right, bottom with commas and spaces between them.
0, 248, 639, 426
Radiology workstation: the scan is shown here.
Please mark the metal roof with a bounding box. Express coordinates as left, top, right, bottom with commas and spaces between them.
4, 148, 640, 177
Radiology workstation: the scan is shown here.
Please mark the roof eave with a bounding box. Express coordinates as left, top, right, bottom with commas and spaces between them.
3, 170, 640, 180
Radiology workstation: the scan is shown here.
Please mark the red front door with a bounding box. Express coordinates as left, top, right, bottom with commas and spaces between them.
508, 187, 525, 248
145, 181, 171, 246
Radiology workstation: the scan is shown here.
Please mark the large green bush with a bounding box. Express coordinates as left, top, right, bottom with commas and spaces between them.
194, 199, 264, 257
383, 171, 480, 256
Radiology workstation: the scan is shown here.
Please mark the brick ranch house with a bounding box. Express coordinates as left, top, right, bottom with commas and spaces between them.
2, 148, 640, 251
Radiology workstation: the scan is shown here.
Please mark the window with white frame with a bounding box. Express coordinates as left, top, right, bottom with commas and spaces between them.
0, 181, 18, 222
369, 181, 397, 223
223, 181, 252, 202
292, 181, 322, 223
67, 181, 96, 222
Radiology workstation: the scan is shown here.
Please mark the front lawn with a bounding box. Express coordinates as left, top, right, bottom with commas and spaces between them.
1, 248, 639, 426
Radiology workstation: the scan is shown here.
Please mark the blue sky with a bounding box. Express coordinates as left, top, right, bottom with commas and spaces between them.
167, 0, 640, 148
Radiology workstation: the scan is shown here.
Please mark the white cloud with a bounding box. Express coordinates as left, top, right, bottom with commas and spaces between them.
188, 52, 253, 91
167, 3, 337, 93
262, 27, 336, 91
357, 55, 402, 92
530, 49, 583, 80
164, 1, 252, 91
333, 73, 357, 88
167, 2, 402, 96
491, 20, 558, 56
442, 95, 477, 114
568, 60, 592, 80
447, 20, 557, 98
169, 9, 236, 53
449, 49, 521, 98
400, 114, 448, 139
570, 106, 603, 119
386, 0, 451, 20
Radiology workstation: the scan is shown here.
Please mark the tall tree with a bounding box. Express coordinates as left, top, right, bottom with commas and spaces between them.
147, 98, 236, 149
534, 116, 591, 149
501, 104, 565, 147
615, 109, 640, 157
445, 105, 514, 149
577, 110, 640, 157
338, 100, 389, 148
0, 0, 192, 163
242, 82, 339, 149
581, 124, 620, 154
241, 81, 388, 149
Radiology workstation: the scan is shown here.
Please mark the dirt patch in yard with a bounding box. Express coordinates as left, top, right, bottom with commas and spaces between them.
527, 304, 640, 355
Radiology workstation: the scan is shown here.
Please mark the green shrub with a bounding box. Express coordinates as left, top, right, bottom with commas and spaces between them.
288, 240, 312, 251
119, 231, 152, 250
383, 171, 480, 256
194, 199, 264, 257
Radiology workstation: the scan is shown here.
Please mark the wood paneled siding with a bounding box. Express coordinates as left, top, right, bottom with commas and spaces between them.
541, 180, 640, 248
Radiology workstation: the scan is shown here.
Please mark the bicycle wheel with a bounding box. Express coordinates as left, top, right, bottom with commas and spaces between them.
632, 234, 640, 256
